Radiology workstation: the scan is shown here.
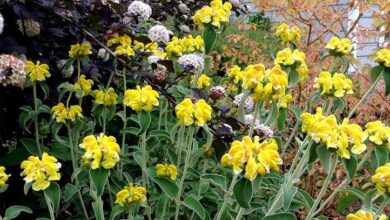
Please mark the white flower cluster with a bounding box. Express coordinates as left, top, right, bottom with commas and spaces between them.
0, 13, 4, 34
177, 54, 204, 73
244, 114, 260, 127
127, 1, 152, 22
229, 0, 240, 7
56, 59, 74, 78
0, 54, 26, 87
16, 19, 41, 37
148, 25, 171, 43
178, 3, 189, 13
97, 48, 110, 61
233, 93, 254, 113
147, 55, 162, 65
210, 86, 227, 100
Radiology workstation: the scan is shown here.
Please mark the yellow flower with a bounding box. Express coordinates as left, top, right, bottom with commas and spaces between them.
274, 48, 294, 66
175, 98, 212, 127
115, 183, 146, 207
193, 0, 232, 29
280, 93, 293, 108
314, 72, 353, 97
253, 65, 288, 101
374, 49, 390, 68
242, 64, 266, 90
222, 136, 281, 180
193, 74, 211, 89
124, 85, 159, 112
227, 65, 243, 84
275, 23, 301, 43
25, 60, 51, 82
156, 163, 177, 180
74, 74, 94, 97
346, 210, 374, 220
107, 34, 135, 57
301, 109, 366, 159
51, 103, 83, 123
20, 153, 61, 191
93, 87, 118, 106
326, 37, 353, 56
0, 166, 10, 188
372, 163, 390, 195
165, 35, 204, 58
69, 43, 92, 59
79, 133, 121, 169
365, 121, 390, 148
379, 214, 388, 220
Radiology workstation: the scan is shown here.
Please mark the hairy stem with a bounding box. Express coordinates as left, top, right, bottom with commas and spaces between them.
215, 174, 239, 220
44, 192, 56, 220
32, 83, 42, 156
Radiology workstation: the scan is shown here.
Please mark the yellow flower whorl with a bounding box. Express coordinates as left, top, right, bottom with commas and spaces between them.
115, 183, 146, 207
175, 98, 212, 127
124, 85, 159, 112
25, 60, 51, 82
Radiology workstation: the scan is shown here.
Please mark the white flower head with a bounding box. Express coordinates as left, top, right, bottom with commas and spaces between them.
127, 1, 152, 22
255, 124, 274, 137
233, 93, 254, 113
97, 48, 110, 61
0, 54, 27, 87
147, 55, 162, 65
16, 19, 41, 37
178, 3, 189, 13
244, 114, 260, 127
229, 0, 240, 7
179, 24, 191, 33
148, 25, 171, 43
0, 13, 4, 34
177, 54, 204, 73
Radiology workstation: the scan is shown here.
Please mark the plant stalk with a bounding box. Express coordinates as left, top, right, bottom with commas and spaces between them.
32, 83, 42, 156
215, 174, 239, 220
44, 192, 56, 220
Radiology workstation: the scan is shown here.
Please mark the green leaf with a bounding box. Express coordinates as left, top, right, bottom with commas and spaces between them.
238, 91, 251, 123
4, 205, 33, 220
49, 142, 71, 161
20, 138, 39, 155
201, 174, 227, 190
370, 66, 383, 84
24, 182, 32, 195
288, 68, 299, 88
156, 194, 168, 219
92, 202, 103, 220
109, 205, 125, 220
375, 146, 389, 167
51, 122, 66, 144
38, 82, 50, 100
183, 195, 206, 220
342, 156, 357, 180
262, 212, 297, 220
148, 130, 171, 140
265, 101, 279, 126
120, 127, 139, 135
316, 145, 332, 173
333, 97, 346, 114
64, 183, 80, 202
71, 168, 84, 182
336, 189, 361, 212
277, 108, 287, 131
339, 188, 364, 200
296, 189, 314, 210
138, 111, 151, 134
282, 186, 298, 210
43, 182, 61, 212
18, 111, 32, 133
314, 216, 328, 220
152, 176, 179, 199
233, 178, 253, 208
90, 167, 110, 197
383, 68, 390, 96
203, 27, 217, 54
0, 147, 30, 166
363, 188, 377, 210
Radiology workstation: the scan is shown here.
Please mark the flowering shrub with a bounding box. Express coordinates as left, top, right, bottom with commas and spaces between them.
0, 1, 389, 220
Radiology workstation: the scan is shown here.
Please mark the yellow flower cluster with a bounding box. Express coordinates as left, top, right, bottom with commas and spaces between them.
374, 48, 390, 67
69, 43, 92, 59
175, 98, 212, 127
241, 64, 289, 101
275, 23, 301, 43
314, 72, 353, 97
274, 48, 309, 81
227, 65, 244, 84
301, 108, 366, 159
156, 163, 178, 180
79, 133, 121, 169
165, 35, 204, 57
346, 210, 387, 220
115, 183, 146, 207
326, 37, 353, 56
280, 93, 293, 108
73, 74, 94, 97
221, 136, 282, 181
193, 0, 232, 29
25, 60, 51, 82
133, 40, 158, 53
372, 163, 390, 195
20, 153, 61, 191
107, 34, 135, 57
124, 85, 159, 112
0, 166, 10, 188
365, 121, 390, 148
51, 103, 83, 123
192, 74, 211, 89
93, 87, 118, 106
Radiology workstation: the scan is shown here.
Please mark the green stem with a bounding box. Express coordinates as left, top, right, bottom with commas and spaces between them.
329, 56, 337, 73
174, 127, 195, 220
127, 211, 133, 220
77, 192, 90, 220
107, 180, 114, 208
375, 197, 390, 217
102, 107, 107, 133
235, 207, 245, 220
160, 196, 168, 220
32, 83, 42, 156
106, 71, 115, 90
248, 100, 261, 137
66, 124, 77, 172
347, 71, 383, 119
215, 174, 239, 220
77, 59, 81, 81
119, 68, 127, 180
176, 125, 186, 168
190, 160, 208, 220
44, 192, 56, 220
282, 120, 300, 154
305, 156, 338, 220
97, 196, 105, 220
158, 100, 164, 130
191, 70, 202, 89
140, 132, 149, 187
